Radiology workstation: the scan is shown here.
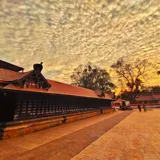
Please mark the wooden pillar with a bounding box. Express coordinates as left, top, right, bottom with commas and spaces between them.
19, 99, 23, 117
52, 98, 55, 114
55, 96, 57, 114
63, 96, 66, 113
36, 99, 38, 116
60, 96, 63, 113
31, 99, 34, 116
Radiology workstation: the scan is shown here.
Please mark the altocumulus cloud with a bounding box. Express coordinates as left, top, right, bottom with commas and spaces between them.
0, 0, 160, 85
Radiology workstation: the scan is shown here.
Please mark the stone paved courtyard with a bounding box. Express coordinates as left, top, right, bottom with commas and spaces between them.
0, 109, 160, 160
72, 109, 160, 160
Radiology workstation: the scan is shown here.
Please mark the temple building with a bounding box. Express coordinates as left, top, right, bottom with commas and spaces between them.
0, 60, 112, 122
135, 95, 160, 104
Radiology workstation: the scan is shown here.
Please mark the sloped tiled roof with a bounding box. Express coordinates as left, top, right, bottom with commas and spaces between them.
153, 95, 160, 100
3, 79, 112, 99
112, 98, 123, 104
1, 68, 112, 100
0, 68, 32, 82
135, 95, 158, 101
94, 90, 103, 96
0, 68, 21, 81
48, 80, 103, 98
104, 93, 112, 100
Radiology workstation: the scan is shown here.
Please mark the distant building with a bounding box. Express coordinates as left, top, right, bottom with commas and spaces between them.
0, 60, 113, 122
112, 98, 130, 109
135, 95, 160, 103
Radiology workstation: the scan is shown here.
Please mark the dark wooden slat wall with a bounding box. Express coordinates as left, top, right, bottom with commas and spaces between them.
0, 90, 112, 121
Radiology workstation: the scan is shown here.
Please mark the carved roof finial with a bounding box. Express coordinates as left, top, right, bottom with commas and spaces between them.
33, 62, 43, 74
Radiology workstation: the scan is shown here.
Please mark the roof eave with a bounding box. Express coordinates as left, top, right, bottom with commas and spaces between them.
0, 87, 113, 100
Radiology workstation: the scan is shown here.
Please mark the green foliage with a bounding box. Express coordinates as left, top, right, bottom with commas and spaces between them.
71, 64, 115, 92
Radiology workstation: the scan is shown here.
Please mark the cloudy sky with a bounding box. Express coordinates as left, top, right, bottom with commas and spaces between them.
0, 0, 160, 86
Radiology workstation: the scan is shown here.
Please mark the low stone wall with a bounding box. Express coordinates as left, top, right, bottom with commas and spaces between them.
0, 108, 114, 139
131, 104, 160, 109
0, 116, 64, 139
65, 110, 100, 123
102, 108, 115, 114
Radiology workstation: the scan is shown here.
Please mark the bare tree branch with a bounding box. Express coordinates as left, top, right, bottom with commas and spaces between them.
111, 57, 154, 103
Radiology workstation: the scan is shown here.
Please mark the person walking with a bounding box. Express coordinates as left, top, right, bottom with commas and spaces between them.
143, 103, 147, 112
138, 104, 141, 112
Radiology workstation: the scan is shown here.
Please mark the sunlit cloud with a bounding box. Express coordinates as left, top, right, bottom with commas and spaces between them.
0, 0, 159, 86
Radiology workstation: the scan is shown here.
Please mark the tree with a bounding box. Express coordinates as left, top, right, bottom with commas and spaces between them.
151, 86, 160, 94
140, 87, 152, 96
139, 85, 160, 95
111, 57, 154, 103
71, 64, 115, 92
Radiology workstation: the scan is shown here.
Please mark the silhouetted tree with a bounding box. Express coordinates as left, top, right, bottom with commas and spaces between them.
139, 86, 160, 96
111, 58, 154, 103
151, 86, 160, 94
71, 64, 115, 92
140, 88, 151, 96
